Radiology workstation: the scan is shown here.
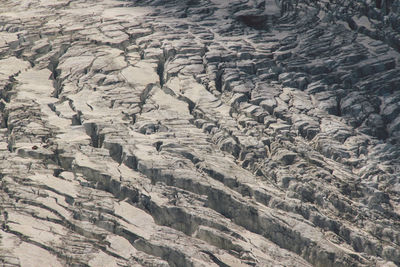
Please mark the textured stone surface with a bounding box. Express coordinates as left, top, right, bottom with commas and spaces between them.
1, 0, 400, 266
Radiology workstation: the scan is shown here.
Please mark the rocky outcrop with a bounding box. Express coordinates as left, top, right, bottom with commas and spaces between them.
0, 0, 399, 266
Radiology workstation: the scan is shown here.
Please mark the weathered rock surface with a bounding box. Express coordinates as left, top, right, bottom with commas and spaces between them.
0, 0, 400, 266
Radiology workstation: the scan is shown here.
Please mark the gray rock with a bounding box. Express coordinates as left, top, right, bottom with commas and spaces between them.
1, 0, 400, 267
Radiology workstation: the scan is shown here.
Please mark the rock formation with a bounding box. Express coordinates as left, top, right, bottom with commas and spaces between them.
0, 0, 400, 266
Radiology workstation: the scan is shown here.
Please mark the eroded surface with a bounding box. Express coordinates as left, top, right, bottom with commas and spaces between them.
1, 0, 400, 266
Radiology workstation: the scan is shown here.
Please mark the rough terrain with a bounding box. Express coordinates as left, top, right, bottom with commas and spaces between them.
0, 0, 400, 266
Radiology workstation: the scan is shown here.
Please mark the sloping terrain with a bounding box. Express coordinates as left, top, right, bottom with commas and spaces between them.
0, 0, 400, 266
